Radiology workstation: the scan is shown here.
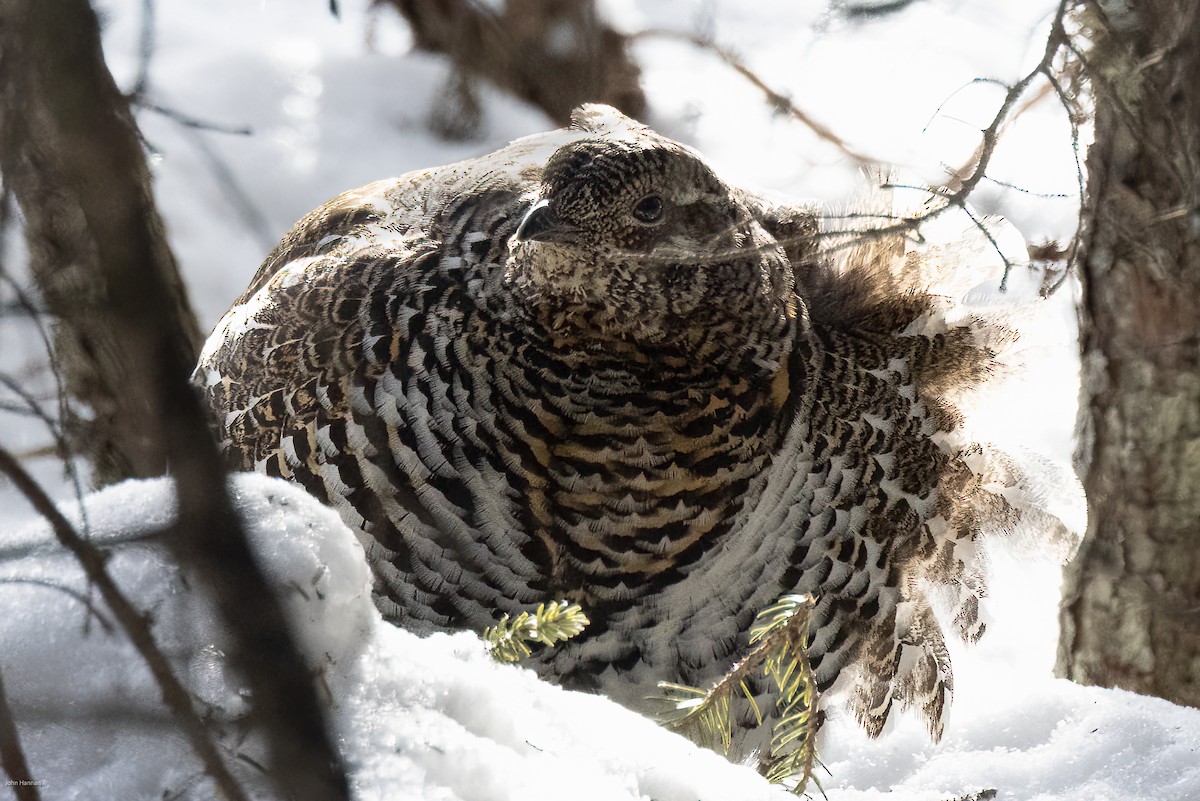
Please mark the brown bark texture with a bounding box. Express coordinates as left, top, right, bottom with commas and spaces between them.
1058, 0, 1200, 707
380, 0, 646, 126
0, 1, 350, 797
0, 0, 204, 484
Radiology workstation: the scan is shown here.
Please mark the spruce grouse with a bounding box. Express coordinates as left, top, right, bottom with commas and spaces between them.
196, 105, 1080, 744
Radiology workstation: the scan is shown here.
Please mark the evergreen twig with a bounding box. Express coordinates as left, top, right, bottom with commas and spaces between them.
483, 601, 590, 664
658, 594, 821, 795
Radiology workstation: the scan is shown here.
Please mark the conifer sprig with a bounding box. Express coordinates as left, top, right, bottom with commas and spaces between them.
657, 593, 821, 795
482, 601, 590, 664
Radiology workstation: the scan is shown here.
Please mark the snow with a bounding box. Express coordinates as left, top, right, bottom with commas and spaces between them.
1, 0, 1196, 799
0, 475, 1196, 801
0, 475, 792, 801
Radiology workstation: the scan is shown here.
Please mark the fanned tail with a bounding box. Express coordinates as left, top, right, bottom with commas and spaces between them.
804, 181, 1083, 740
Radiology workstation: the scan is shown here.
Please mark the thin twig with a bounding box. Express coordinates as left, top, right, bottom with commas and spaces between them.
0, 448, 253, 801
634, 28, 877, 166
939, 0, 1073, 204
939, 81, 1056, 192
131, 0, 155, 98
0, 577, 116, 634
0, 402, 49, 419
0, 665, 40, 801
980, 173, 1073, 198
0, 370, 91, 524
0, 375, 62, 444
1043, 69, 1087, 295
923, 77, 1010, 133
823, 0, 1076, 279
134, 100, 253, 137
629, 0, 1078, 279
961, 202, 1016, 290
0, 189, 92, 528
126, 97, 272, 251
166, 120, 275, 251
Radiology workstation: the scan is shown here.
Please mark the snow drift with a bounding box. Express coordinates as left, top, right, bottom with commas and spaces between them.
0, 474, 1195, 800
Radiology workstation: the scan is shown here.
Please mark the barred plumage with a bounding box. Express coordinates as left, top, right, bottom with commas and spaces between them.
196, 105, 1079, 748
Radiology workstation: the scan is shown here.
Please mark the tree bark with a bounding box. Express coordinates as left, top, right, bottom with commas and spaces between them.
0, 1, 350, 796
380, 0, 646, 126
1058, 0, 1200, 707
0, 0, 205, 484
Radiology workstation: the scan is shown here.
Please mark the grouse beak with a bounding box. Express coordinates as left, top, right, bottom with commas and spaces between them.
514, 199, 580, 244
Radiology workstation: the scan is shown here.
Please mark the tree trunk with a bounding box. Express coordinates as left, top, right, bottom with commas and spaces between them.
1058, 0, 1200, 707
380, 0, 645, 127
0, 0, 205, 484
0, 1, 350, 796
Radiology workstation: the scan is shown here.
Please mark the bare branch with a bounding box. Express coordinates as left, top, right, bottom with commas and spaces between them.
939, 0, 1073, 202
0, 577, 115, 634
632, 1, 1077, 284
979, 174, 1073, 198
0, 448, 251, 801
0, 665, 40, 801
961, 202, 1017, 290
839, 0, 920, 20
634, 27, 877, 167
0, 2, 349, 797
0, 376, 59, 440
131, 0, 155, 98
133, 99, 254, 137
937, 81, 1056, 193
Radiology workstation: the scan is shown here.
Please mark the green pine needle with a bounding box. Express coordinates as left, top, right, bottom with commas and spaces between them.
482, 601, 590, 664
655, 593, 821, 795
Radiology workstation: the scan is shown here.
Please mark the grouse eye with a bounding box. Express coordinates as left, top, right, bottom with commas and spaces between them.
631, 194, 665, 224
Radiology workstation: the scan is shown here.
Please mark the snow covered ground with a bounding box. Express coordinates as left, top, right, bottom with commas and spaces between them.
0, 475, 791, 801
1, 0, 1198, 799
1, 475, 1197, 801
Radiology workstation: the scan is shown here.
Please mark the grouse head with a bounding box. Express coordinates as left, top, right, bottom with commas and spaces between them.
508, 109, 797, 358
516, 137, 738, 256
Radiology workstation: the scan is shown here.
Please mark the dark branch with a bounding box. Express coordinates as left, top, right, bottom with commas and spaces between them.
939, 0, 1073, 202
0, 2, 349, 797
0, 577, 116, 633
840, 0, 920, 20
0, 665, 40, 801
0, 448, 251, 801
637, 1, 1077, 282
131, 0, 155, 98
634, 27, 877, 166
133, 99, 254, 137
